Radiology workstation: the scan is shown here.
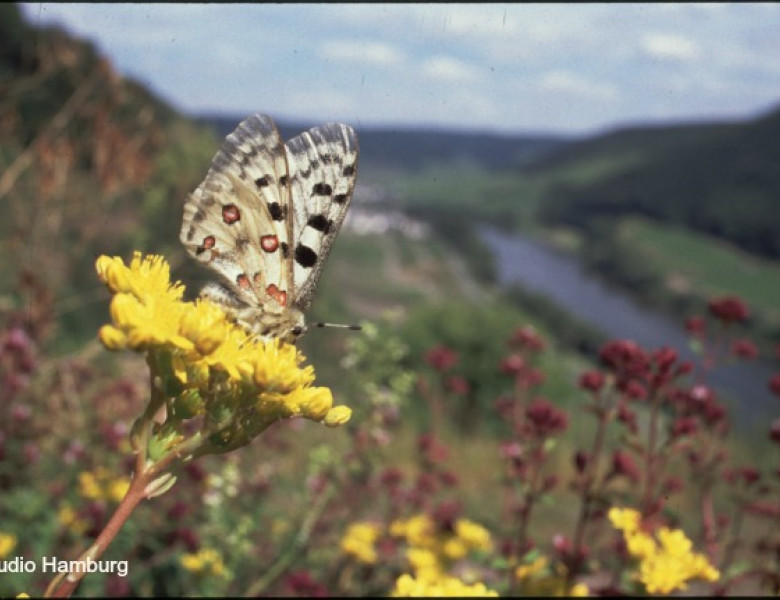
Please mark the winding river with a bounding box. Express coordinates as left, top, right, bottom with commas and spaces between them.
479, 225, 777, 430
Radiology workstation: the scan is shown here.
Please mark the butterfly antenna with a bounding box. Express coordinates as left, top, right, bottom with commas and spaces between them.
311, 322, 362, 331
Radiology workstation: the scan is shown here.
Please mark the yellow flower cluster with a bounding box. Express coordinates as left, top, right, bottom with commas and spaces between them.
179, 548, 228, 578
609, 507, 720, 594
391, 573, 498, 597
0, 532, 17, 559
78, 467, 130, 503
95, 253, 350, 455
514, 555, 589, 596
389, 514, 497, 597
391, 515, 492, 566
340, 522, 383, 565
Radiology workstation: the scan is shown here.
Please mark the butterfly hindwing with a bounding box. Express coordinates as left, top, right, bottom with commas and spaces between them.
284, 123, 359, 310
180, 115, 294, 308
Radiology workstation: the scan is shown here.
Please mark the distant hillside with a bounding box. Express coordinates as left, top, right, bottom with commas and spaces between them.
196, 114, 570, 172
525, 120, 739, 173
1, 3, 218, 348
533, 106, 780, 259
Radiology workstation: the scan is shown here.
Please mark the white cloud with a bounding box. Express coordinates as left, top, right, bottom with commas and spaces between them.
538, 71, 620, 103
641, 33, 701, 62
420, 55, 482, 83
320, 40, 405, 66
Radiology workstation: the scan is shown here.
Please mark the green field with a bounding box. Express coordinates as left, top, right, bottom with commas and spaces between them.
619, 217, 780, 328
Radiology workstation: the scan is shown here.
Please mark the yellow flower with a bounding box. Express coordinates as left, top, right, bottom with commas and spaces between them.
78, 471, 102, 500
179, 299, 231, 355
323, 405, 352, 427
107, 477, 130, 503
608, 507, 641, 534
251, 339, 314, 392
454, 519, 493, 553
625, 529, 656, 560
0, 532, 17, 559
638, 527, 720, 594
97, 252, 183, 302
571, 582, 589, 596
340, 522, 383, 564
57, 506, 89, 536
407, 547, 442, 579
392, 512, 496, 590
391, 573, 498, 597
442, 537, 469, 560
391, 515, 435, 548
77, 469, 130, 503
610, 507, 720, 594
516, 555, 549, 580
180, 548, 228, 578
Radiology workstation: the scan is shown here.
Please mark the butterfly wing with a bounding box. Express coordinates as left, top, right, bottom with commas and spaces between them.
284, 123, 359, 310
180, 114, 294, 309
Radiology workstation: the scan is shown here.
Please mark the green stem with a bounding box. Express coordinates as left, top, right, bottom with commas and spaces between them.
244, 480, 337, 596
567, 402, 609, 588
642, 392, 661, 516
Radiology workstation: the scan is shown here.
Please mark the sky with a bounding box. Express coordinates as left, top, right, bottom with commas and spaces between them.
19, 3, 780, 135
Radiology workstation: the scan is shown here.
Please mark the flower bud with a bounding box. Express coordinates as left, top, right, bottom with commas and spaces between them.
99, 325, 127, 350
323, 405, 352, 427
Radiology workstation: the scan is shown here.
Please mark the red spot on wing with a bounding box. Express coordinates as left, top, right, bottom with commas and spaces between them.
202, 235, 216, 249
222, 204, 240, 224
261, 235, 279, 253
236, 274, 251, 290
265, 283, 288, 307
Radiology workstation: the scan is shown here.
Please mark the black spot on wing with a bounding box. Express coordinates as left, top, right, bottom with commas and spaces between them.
333, 193, 349, 204
279, 174, 290, 187
281, 242, 289, 258
294, 244, 318, 268
342, 164, 356, 177
307, 214, 332, 234
268, 202, 285, 221
255, 175, 272, 188
312, 182, 332, 196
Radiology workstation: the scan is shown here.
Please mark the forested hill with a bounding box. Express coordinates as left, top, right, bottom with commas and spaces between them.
533, 105, 780, 259
197, 114, 570, 172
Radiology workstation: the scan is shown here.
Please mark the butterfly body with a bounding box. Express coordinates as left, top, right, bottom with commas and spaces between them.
180, 114, 359, 344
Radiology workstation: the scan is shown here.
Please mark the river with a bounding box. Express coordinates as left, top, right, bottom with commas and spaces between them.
479, 225, 777, 430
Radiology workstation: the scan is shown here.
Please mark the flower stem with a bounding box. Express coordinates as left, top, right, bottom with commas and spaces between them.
44, 468, 151, 598
244, 480, 337, 596
568, 402, 609, 587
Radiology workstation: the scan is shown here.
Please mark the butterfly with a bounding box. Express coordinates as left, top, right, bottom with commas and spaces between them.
179, 114, 359, 344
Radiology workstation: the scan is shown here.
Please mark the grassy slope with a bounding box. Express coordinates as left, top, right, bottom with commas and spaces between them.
620, 217, 780, 328
301, 229, 588, 412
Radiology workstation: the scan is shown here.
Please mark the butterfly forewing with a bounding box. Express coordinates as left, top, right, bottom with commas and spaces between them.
180, 115, 294, 307
285, 123, 359, 310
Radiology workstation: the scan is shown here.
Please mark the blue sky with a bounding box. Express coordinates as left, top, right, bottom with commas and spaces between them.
20, 3, 780, 135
